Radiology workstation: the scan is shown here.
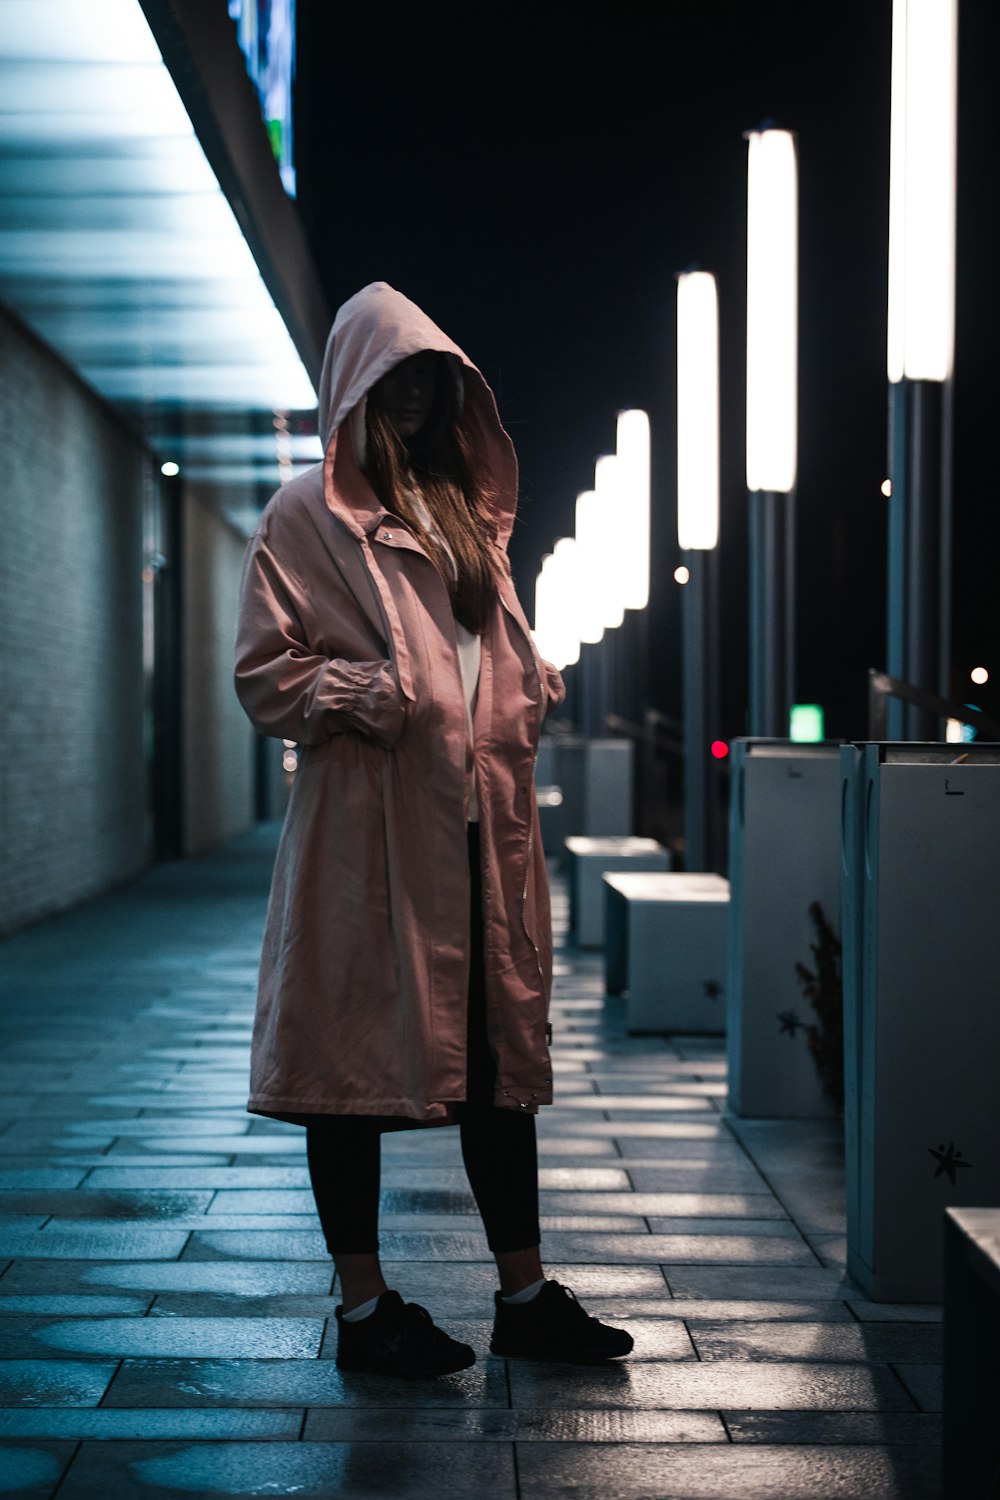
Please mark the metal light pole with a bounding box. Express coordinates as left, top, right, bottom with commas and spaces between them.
886, 0, 957, 739
745, 126, 798, 738
677, 270, 721, 871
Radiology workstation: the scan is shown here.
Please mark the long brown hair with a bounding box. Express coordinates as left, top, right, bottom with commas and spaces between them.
365, 354, 500, 635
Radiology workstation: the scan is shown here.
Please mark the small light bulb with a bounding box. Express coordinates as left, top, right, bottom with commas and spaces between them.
971, 666, 989, 686
710, 740, 729, 760
160, 461, 180, 477
880, 479, 892, 497
674, 566, 690, 585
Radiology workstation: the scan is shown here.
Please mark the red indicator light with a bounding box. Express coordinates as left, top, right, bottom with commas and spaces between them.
710, 740, 729, 760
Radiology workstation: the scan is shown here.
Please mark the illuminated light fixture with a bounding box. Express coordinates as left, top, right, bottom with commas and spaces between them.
0, 0, 318, 422
970, 666, 989, 686
160, 460, 180, 477
945, 718, 963, 743
552, 536, 589, 655
710, 740, 729, 760
881, 479, 893, 497
677, 271, 720, 550
568, 501, 606, 645
533, 550, 580, 671
674, 565, 690, 585
746, 128, 798, 493
615, 409, 651, 608
582, 467, 625, 631
887, 0, 958, 382
789, 703, 825, 742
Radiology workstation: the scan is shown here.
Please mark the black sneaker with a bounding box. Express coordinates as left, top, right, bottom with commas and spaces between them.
335, 1290, 475, 1378
490, 1279, 634, 1363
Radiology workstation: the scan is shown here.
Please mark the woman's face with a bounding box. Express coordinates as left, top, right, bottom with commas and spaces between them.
370, 351, 437, 438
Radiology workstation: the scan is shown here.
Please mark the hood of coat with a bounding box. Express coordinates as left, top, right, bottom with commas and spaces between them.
318, 282, 519, 546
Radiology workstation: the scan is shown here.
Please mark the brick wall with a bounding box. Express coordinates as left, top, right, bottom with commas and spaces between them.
0, 306, 150, 934
182, 487, 256, 853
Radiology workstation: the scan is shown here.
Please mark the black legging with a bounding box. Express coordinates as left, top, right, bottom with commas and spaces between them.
305, 825, 541, 1255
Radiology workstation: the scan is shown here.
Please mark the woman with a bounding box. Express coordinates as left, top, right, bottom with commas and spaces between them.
235, 282, 632, 1377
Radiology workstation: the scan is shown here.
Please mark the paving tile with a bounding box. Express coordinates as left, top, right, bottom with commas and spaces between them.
0, 1442, 75, 1496
538, 1232, 814, 1265
689, 1321, 942, 1364
207, 1189, 472, 1216
0, 1259, 333, 1298
583, 1299, 854, 1323
0, 1408, 301, 1440
538, 1191, 786, 1218
0, 1228, 190, 1260
507, 1360, 916, 1411
0, 1192, 214, 1220
663, 1266, 850, 1301
515, 1442, 942, 1498
80, 1168, 311, 1189
724, 1410, 942, 1444
104, 1356, 507, 1408
0, 1171, 88, 1190
56, 1439, 516, 1499
644, 1219, 809, 1239
0, 1295, 151, 1315
846, 1299, 942, 1323
625, 1166, 772, 1193
0, 1360, 117, 1406
540, 1120, 727, 1139
64, 1155, 238, 1168
17, 1315, 324, 1361
891, 1363, 943, 1413
304, 1407, 726, 1442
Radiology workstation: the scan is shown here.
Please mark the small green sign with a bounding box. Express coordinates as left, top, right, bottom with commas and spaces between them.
789, 703, 824, 742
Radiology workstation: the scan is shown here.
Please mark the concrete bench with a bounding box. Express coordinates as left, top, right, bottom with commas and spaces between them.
944, 1208, 1000, 1499
535, 739, 637, 863
603, 872, 730, 1034
564, 837, 671, 949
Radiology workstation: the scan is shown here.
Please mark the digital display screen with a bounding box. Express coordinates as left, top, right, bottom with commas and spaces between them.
228, 0, 296, 196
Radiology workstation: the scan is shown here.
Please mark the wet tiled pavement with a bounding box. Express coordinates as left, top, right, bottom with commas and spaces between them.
0, 825, 942, 1497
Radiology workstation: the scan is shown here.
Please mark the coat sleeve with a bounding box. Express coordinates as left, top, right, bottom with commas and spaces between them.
234, 533, 406, 748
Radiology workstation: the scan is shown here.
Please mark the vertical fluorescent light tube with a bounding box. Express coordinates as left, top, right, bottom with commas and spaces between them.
887, 0, 958, 382
533, 559, 553, 665
615, 409, 651, 609
576, 487, 622, 631
549, 544, 581, 667
553, 537, 585, 663
746, 128, 798, 493
593, 454, 628, 628
570, 498, 606, 645
677, 271, 720, 550
534, 550, 580, 670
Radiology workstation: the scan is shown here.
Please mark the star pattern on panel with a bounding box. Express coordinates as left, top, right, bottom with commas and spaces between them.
702, 980, 724, 1001
928, 1141, 973, 1185
776, 1009, 805, 1037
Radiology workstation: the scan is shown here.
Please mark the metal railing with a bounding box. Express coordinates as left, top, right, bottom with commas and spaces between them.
867, 669, 1000, 741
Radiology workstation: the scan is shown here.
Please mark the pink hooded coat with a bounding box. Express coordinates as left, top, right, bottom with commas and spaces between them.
235, 283, 564, 1124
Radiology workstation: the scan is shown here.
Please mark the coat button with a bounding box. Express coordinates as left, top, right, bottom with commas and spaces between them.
381, 530, 392, 540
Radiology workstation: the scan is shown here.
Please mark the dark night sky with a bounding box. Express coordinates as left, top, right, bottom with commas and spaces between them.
295, 0, 999, 741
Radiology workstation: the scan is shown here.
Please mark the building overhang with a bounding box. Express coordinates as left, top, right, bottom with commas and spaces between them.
0, 0, 329, 530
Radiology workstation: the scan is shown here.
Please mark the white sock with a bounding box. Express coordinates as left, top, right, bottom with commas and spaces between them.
502, 1277, 546, 1305
342, 1293, 382, 1322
